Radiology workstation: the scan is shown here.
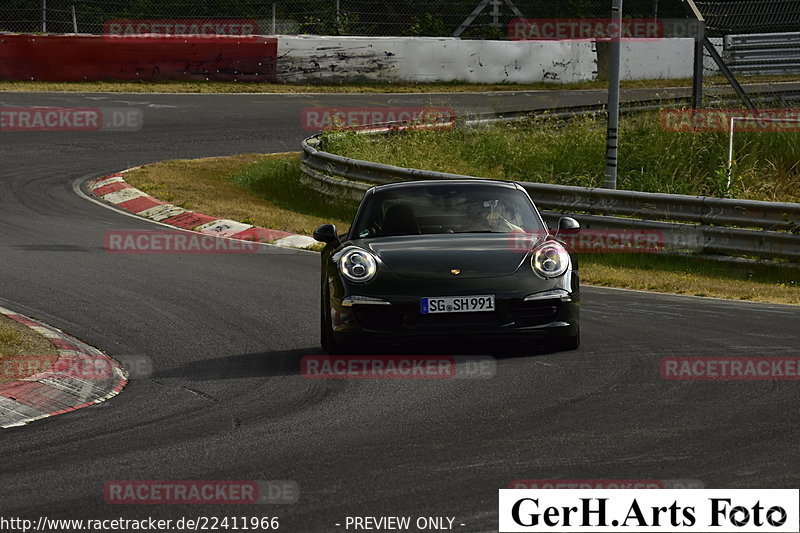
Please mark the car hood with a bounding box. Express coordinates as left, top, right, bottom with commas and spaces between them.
356, 233, 543, 280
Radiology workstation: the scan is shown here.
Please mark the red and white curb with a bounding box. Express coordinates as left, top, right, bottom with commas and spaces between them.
89, 168, 318, 249
0, 306, 127, 429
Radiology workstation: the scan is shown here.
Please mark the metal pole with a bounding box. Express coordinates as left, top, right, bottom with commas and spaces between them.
71, 5, 78, 33
703, 37, 756, 111
41, 0, 46, 33
727, 117, 736, 190
335, 0, 340, 25
272, 3, 276, 34
604, 0, 623, 190
682, 0, 707, 110
691, 34, 703, 108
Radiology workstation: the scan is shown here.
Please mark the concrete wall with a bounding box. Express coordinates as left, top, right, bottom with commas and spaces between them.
279, 36, 696, 84
278, 36, 597, 84
620, 38, 694, 80
0, 33, 696, 84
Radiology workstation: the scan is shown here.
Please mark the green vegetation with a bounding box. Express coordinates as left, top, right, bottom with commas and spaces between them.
230, 156, 356, 227
580, 253, 798, 304
125, 153, 352, 236
323, 110, 800, 202
1, 75, 799, 94
0, 315, 59, 384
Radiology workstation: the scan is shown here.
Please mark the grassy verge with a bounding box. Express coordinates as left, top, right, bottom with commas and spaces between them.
0, 315, 59, 384
1, 74, 799, 94
580, 254, 798, 304
323, 111, 800, 202
122, 153, 798, 305
124, 153, 353, 235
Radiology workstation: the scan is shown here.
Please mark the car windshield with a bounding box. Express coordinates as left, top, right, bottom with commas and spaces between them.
350, 183, 544, 239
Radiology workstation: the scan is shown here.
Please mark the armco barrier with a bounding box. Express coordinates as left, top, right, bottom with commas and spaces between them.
723, 32, 800, 76
0, 34, 277, 82
300, 107, 800, 261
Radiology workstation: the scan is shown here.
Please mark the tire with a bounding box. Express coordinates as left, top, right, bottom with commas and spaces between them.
320, 281, 342, 354
560, 329, 580, 351
547, 327, 579, 351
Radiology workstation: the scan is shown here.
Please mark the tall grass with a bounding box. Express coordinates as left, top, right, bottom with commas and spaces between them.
323, 110, 800, 202
231, 156, 357, 225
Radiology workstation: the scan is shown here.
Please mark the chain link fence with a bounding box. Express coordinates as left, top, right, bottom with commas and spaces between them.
2, 1, 798, 37
0, 0, 700, 36
695, 0, 800, 36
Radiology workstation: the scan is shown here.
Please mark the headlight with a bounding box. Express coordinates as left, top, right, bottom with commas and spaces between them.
531, 241, 570, 278
338, 247, 378, 283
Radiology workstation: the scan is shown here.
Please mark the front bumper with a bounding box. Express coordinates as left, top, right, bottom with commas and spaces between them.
330, 288, 579, 342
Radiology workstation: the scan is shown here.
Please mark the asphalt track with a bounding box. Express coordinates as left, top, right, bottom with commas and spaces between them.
0, 89, 798, 532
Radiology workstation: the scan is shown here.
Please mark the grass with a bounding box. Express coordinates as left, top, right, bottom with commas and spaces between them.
0, 315, 59, 384
1, 74, 799, 94
230, 157, 355, 228
119, 153, 799, 305
322, 111, 800, 202
124, 153, 352, 235
580, 254, 799, 304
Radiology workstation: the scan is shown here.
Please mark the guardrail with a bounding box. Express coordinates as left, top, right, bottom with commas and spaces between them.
724, 32, 800, 76
300, 104, 800, 261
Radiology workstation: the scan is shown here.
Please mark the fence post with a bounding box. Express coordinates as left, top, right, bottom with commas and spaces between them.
692, 35, 703, 108
604, 0, 623, 190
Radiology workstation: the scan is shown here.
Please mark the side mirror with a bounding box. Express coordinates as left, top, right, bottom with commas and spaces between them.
313, 224, 341, 246
556, 217, 580, 235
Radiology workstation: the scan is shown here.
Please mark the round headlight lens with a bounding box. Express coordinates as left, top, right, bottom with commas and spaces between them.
339, 248, 378, 283
532, 242, 570, 278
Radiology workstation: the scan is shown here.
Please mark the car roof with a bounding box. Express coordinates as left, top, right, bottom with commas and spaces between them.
370, 179, 520, 193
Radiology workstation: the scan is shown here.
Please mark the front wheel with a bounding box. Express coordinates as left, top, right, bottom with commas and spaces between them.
557, 329, 580, 351
320, 281, 344, 354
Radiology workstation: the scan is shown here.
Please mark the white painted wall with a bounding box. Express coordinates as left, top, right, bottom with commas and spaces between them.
620, 38, 695, 80
277, 36, 696, 84
278, 36, 596, 84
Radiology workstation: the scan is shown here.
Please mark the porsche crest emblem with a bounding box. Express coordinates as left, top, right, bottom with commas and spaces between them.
450, 269, 461, 275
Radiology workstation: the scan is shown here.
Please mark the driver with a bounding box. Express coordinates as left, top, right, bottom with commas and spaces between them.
483, 199, 524, 232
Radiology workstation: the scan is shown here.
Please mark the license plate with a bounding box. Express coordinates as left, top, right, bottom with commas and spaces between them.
420, 295, 495, 314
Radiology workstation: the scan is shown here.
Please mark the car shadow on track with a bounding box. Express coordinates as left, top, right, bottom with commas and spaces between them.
149, 340, 568, 381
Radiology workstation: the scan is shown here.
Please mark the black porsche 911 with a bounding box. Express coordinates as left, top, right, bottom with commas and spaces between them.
313, 179, 580, 353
